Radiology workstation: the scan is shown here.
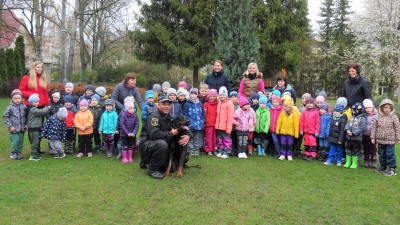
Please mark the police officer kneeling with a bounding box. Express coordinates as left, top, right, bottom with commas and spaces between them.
139, 95, 191, 179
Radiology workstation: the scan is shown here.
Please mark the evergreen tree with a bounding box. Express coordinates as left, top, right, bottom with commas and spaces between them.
15, 36, 25, 72
333, 0, 355, 51
133, 0, 217, 87
5, 49, 16, 79
215, 0, 260, 90
253, 0, 310, 77
14, 50, 23, 77
0, 49, 7, 87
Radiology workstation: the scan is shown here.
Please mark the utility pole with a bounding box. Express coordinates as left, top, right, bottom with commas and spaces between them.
60, 0, 67, 83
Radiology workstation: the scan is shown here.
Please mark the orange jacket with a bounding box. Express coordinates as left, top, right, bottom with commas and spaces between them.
215, 99, 234, 134
74, 110, 94, 135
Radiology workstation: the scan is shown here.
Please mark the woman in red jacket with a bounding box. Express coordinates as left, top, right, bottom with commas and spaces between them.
19, 61, 50, 107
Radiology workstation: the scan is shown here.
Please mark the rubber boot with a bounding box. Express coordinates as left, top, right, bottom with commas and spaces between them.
128, 149, 133, 162
343, 155, 352, 168
122, 150, 129, 163
261, 147, 266, 156
350, 156, 358, 169
257, 145, 262, 155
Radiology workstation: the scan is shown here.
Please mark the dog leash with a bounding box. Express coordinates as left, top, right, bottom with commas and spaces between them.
185, 164, 202, 169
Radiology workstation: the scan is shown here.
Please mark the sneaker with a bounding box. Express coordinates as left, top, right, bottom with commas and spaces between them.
76, 153, 83, 158
337, 162, 342, 166
88, 152, 93, 158
287, 156, 293, 161
53, 154, 59, 159
375, 167, 387, 173
59, 153, 66, 158
10, 153, 18, 159
207, 152, 213, 156
221, 154, 229, 159
278, 155, 285, 160
324, 161, 333, 165
364, 161, 369, 168
238, 153, 243, 158
190, 151, 196, 157
17, 153, 23, 159
307, 156, 316, 161
29, 155, 41, 161
242, 153, 248, 159
383, 169, 397, 177
195, 150, 200, 156
370, 162, 377, 169
216, 153, 222, 158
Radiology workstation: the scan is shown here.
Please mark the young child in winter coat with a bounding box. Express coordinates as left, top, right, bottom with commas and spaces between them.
183, 88, 205, 156
203, 89, 218, 155
40, 107, 68, 158
318, 103, 332, 161
49, 91, 63, 117
267, 90, 281, 109
362, 99, 378, 168
229, 91, 239, 154
250, 93, 260, 112
64, 95, 77, 154
3, 89, 26, 160
61, 82, 79, 107
198, 83, 209, 104
99, 99, 119, 157
161, 81, 171, 97
343, 103, 366, 169
26, 94, 50, 160
142, 90, 157, 124
255, 95, 270, 156
215, 86, 234, 158
177, 89, 188, 110
74, 99, 94, 158
324, 104, 347, 166
167, 88, 182, 118
276, 99, 299, 161
230, 91, 239, 110
371, 99, 400, 176
300, 97, 320, 161
233, 96, 254, 159
178, 81, 188, 91
119, 102, 139, 163
89, 94, 103, 153
299, 93, 311, 113
269, 95, 283, 158
78, 84, 95, 106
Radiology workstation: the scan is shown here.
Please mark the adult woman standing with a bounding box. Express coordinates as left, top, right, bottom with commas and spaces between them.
111, 72, 145, 112
343, 63, 372, 108
238, 62, 265, 98
18, 61, 50, 107
273, 76, 297, 103
204, 60, 231, 94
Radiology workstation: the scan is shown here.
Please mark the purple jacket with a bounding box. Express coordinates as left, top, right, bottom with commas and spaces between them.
119, 111, 139, 137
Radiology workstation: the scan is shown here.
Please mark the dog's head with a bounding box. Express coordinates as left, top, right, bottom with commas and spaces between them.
173, 116, 189, 131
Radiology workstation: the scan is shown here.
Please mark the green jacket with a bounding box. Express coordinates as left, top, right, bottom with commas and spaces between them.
255, 106, 270, 133
27, 106, 49, 131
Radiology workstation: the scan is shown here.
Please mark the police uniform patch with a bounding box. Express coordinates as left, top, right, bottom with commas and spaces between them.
151, 118, 159, 126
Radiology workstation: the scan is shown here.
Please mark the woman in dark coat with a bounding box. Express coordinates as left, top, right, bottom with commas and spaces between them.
111, 72, 145, 113
342, 63, 372, 107
272, 76, 296, 103
204, 60, 231, 94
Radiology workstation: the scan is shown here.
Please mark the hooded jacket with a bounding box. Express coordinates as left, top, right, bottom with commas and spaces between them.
345, 112, 366, 141
3, 101, 26, 133
215, 99, 234, 134
233, 107, 254, 132
183, 99, 205, 131
256, 106, 270, 133
26, 106, 49, 131
300, 108, 320, 134
169, 100, 183, 118
363, 107, 378, 136
119, 111, 139, 137
269, 105, 283, 133
371, 99, 400, 144
328, 114, 347, 144
276, 110, 299, 138
40, 115, 66, 141
319, 113, 332, 138
204, 99, 218, 127
99, 109, 118, 134
74, 109, 94, 135
238, 72, 265, 97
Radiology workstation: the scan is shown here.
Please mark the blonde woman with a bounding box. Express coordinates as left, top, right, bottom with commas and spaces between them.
238, 62, 265, 98
19, 61, 50, 107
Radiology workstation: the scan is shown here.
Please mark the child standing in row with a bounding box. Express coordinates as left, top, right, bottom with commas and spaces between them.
300, 97, 320, 161
142, 90, 157, 123
276, 99, 299, 161
167, 88, 182, 118
324, 104, 346, 166
204, 89, 218, 155
234, 97, 254, 159
40, 108, 68, 158
74, 99, 94, 158
64, 95, 77, 154
198, 83, 209, 103
215, 86, 234, 158
3, 89, 26, 159
119, 102, 139, 163
99, 99, 119, 157
49, 91, 63, 117
78, 84, 95, 105
371, 99, 400, 176
255, 95, 270, 156
362, 99, 378, 168
269, 95, 283, 158
318, 103, 331, 161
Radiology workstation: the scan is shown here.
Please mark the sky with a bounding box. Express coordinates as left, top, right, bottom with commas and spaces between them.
308, 0, 364, 31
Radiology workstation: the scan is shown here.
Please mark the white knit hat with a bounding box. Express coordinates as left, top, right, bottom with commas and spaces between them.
363, 99, 374, 108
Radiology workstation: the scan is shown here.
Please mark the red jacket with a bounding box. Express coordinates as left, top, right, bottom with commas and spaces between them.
300, 108, 320, 134
19, 75, 50, 106
204, 100, 218, 127
269, 105, 283, 133
65, 111, 75, 128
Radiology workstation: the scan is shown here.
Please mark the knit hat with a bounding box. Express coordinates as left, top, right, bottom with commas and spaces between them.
316, 96, 325, 103
352, 103, 364, 116
305, 97, 314, 105
219, 86, 228, 96
124, 101, 135, 110
259, 95, 268, 105
152, 84, 161, 93
271, 90, 281, 97
302, 93, 311, 99
79, 99, 89, 107
167, 88, 177, 96
95, 87, 107, 97
57, 107, 68, 119
281, 95, 291, 103
178, 81, 188, 89
65, 82, 74, 90
333, 104, 345, 113
189, 88, 198, 95
363, 99, 374, 108
209, 89, 218, 97
282, 91, 291, 97
52, 91, 61, 99
272, 95, 282, 105
28, 94, 40, 103
336, 97, 347, 107
64, 95, 73, 103
145, 90, 155, 99
230, 91, 238, 97
91, 94, 101, 103
11, 89, 22, 97
124, 96, 135, 104
239, 96, 249, 107
318, 91, 328, 100
319, 102, 329, 111
86, 84, 94, 91
177, 89, 189, 99
104, 98, 115, 106
251, 93, 260, 100
284, 99, 294, 110
162, 81, 171, 88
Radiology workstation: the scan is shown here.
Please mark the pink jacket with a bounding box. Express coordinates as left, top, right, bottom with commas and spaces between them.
269, 105, 283, 133
300, 108, 320, 134
233, 108, 254, 132
215, 99, 234, 134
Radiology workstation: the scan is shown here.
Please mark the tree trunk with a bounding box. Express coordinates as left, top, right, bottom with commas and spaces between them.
193, 66, 199, 87
78, 3, 87, 73
34, 0, 43, 61
66, 0, 79, 81
59, 0, 67, 82
398, 26, 400, 102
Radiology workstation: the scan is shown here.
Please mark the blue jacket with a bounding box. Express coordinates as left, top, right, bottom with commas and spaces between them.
142, 102, 158, 123
204, 69, 231, 94
183, 99, 205, 131
319, 113, 332, 138
40, 115, 66, 141
99, 109, 119, 134
169, 101, 183, 118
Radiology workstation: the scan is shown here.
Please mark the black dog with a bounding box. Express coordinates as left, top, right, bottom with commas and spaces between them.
164, 116, 191, 178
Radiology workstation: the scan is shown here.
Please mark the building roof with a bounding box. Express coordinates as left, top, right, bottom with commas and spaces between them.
1, 10, 25, 47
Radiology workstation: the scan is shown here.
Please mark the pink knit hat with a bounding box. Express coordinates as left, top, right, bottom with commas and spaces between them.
79, 99, 89, 107
239, 96, 249, 107
208, 89, 218, 96
272, 95, 282, 105
178, 81, 188, 89
316, 96, 325, 103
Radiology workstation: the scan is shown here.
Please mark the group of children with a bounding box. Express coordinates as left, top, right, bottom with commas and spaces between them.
3, 81, 399, 176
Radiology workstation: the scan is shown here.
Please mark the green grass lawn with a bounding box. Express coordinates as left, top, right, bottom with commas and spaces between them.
1, 97, 400, 224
